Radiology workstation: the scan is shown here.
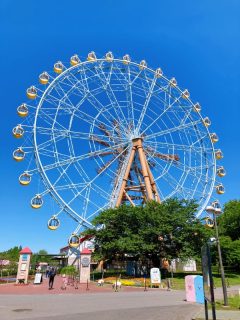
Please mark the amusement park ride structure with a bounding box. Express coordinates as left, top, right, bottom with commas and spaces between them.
12, 51, 225, 247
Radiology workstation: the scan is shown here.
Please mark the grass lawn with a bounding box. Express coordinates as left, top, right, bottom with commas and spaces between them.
94, 271, 240, 290
214, 294, 240, 310
168, 272, 240, 290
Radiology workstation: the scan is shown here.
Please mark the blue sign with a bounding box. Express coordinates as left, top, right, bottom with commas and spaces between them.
22, 254, 28, 261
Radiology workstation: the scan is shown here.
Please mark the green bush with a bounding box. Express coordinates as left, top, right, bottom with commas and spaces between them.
60, 266, 77, 276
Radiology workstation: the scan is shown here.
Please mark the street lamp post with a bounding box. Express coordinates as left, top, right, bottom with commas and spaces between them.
213, 212, 228, 306
206, 202, 228, 306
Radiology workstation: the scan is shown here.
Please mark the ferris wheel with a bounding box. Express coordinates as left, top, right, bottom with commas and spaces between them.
12, 51, 225, 246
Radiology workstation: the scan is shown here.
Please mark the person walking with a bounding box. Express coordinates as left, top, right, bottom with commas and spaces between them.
48, 267, 56, 290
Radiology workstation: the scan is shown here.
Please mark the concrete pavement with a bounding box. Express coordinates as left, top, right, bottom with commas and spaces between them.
0, 290, 201, 320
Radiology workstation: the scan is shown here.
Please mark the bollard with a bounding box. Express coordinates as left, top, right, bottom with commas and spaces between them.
115, 276, 118, 292
144, 277, 147, 292
86, 278, 89, 291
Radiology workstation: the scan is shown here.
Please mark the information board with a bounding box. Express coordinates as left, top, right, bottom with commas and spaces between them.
150, 268, 161, 284
34, 273, 42, 284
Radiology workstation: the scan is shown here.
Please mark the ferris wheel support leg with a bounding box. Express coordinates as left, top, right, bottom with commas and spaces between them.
145, 160, 161, 203
115, 146, 136, 207
136, 139, 154, 201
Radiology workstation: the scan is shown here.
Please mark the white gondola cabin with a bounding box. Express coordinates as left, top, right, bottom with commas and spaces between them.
48, 216, 60, 230
216, 184, 225, 195
122, 54, 131, 65
26, 86, 37, 99
70, 54, 80, 66
212, 201, 222, 214
39, 72, 49, 85
54, 61, 64, 74
31, 195, 43, 209
193, 103, 201, 112
206, 205, 215, 213
105, 51, 114, 62
182, 89, 190, 99
210, 133, 219, 143
68, 234, 80, 248
203, 117, 211, 127
170, 77, 177, 87
155, 68, 163, 78
139, 60, 147, 70
87, 51, 97, 62
13, 125, 24, 138
217, 166, 226, 177
19, 172, 31, 186
17, 103, 28, 117
215, 149, 223, 160
13, 148, 25, 161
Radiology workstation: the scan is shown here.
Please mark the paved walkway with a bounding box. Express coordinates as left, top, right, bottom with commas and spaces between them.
0, 277, 239, 319
0, 276, 202, 320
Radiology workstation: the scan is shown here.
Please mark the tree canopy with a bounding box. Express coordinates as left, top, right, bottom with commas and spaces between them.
85, 199, 212, 265
215, 200, 240, 269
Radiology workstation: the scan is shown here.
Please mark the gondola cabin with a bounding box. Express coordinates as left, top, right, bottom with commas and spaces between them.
155, 68, 163, 78
182, 89, 190, 99
139, 60, 147, 70
26, 86, 37, 99
17, 104, 28, 117
217, 166, 226, 177
193, 103, 201, 112
122, 54, 131, 65
68, 234, 80, 248
87, 51, 96, 62
13, 125, 24, 138
31, 195, 43, 209
215, 149, 223, 160
210, 133, 219, 143
105, 51, 114, 62
19, 172, 31, 186
70, 54, 80, 66
39, 72, 49, 85
54, 61, 63, 74
216, 184, 225, 194
170, 77, 177, 87
203, 117, 211, 127
13, 148, 25, 161
48, 216, 60, 230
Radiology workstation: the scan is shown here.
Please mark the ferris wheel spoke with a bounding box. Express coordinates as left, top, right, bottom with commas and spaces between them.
63, 69, 115, 129
140, 92, 185, 136
146, 140, 213, 155
135, 75, 158, 133
144, 119, 202, 141
91, 63, 129, 128
41, 142, 127, 172
65, 145, 130, 207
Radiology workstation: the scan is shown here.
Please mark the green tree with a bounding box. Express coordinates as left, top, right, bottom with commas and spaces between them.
0, 246, 21, 262
218, 200, 240, 241
84, 199, 212, 266
213, 200, 240, 269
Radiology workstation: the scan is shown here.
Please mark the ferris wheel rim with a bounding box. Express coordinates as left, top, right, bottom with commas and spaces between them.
17, 53, 219, 229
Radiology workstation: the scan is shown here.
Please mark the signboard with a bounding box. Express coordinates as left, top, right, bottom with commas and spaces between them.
34, 273, 42, 284
150, 268, 161, 284
21, 254, 28, 261
20, 263, 27, 271
81, 256, 90, 267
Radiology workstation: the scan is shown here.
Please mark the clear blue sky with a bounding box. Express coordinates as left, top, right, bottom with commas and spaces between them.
0, 0, 239, 253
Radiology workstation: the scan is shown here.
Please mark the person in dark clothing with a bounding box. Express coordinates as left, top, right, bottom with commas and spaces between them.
48, 268, 56, 289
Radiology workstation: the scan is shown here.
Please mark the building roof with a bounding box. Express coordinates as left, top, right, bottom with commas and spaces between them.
20, 247, 32, 254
